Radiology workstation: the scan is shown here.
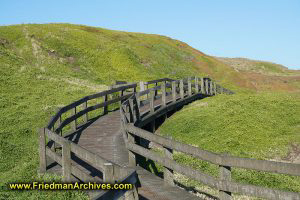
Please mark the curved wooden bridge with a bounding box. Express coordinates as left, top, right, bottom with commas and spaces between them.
39, 77, 300, 200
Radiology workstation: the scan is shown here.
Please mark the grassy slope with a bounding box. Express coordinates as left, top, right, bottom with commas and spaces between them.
0, 23, 299, 199
0, 23, 248, 199
159, 93, 300, 194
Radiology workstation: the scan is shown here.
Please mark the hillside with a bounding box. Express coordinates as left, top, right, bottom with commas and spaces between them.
0, 23, 300, 199
158, 92, 300, 197
215, 56, 300, 91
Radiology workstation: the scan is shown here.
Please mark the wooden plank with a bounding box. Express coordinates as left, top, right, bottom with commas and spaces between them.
70, 143, 106, 171
195, 77, 199, 93
127, 143, 300, 200
72, 107, 77, 131
205, 79, 209, 94
219, 166, 232, 200
201, 77, 204, 94
82, 101, 88, 122
172, 81, 176, 102
39, 128, 46, 173
164, 144, 174, 186
46, 147, 96, 182
103, 163, 114, 183
188, 77, 192, 96
62, 140, 71, 182
180, 79, 184, 99
125, 124, 300, 176
161, 82, 166, 107
128, 133, 136, 167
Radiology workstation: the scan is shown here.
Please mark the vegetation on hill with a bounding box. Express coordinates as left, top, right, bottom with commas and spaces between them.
0, 23, 299, 199
158, 92, 300, 196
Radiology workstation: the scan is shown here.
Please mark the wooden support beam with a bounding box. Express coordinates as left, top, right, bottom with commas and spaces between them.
172, 81, 176, 102
82, 101, 88, 123
103, 163, 114, 183
201, 77, 204, 94
219, 165, 232, 200
161, 82, 166, 107
39, 128, 46, 174
62, 140, 71, 182
205, 79, 209, 95
180, 80, 184, 99
188, 77, 192, 96
195, 77, 199, 93
72, 107, 77, 131
104, 94, 108, 114
214, 82, 217, 95
164, 143, 174, 186
210, 80, 213, 95
128, 133, 136, 167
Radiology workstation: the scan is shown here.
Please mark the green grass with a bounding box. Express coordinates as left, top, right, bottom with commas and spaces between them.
159, 92, 300, 195
0, 23, 299, 199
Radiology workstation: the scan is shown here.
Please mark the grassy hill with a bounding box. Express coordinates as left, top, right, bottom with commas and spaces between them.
0, 23, 299, 199
158, 93, 300, 197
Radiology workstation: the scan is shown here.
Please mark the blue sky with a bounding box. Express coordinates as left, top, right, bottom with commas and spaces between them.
1, 0, 299, 69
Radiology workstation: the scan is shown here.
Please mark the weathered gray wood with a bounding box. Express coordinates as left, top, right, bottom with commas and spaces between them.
127, 142, 300, 200
150, 91, 155, 113
62, 140, 71, 182
70, 142, 106, 170
104, 94, 108, 114
104, 163, 114, 183
172, 81, 176, 102
39, 128, 46, 174
45, 147, 96, 182
188, 77, 192, 96
125, 124, 300, 176
128, 133, 136, 167
210, 80, 213, 95
82, 101, 88, 122
139, 81, 144, 92
180, 80, 184, 99
205, 79, 209, 94
201, 77, 204, 94
221, 87, 224, 94
72, 107, 77, 131
164, 144, 174, 186
161, 82, 166, 107
219, 165, 232, 200
195, 77, 199, 93
214, 82, 217, 95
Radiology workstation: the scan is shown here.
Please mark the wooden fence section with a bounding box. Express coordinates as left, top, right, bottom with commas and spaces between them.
40, 76, 232, 199
120, 77, 300, 200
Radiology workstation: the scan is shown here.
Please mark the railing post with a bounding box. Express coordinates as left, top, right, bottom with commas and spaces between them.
210, 80, 213, 95
172, 81, 176, 102
39, 128, 46, 174
221, 87, 224, 94
219, 165, 232, 200
188, 77, 192, 96
62, 140, 71, 182
103, 163, 114, 183
139, 81, 144, 92
214, 82, 217, 95
161, 82, 166, 107
82, 101, 88, 123
180, 79, 184, 99
72, 107, 77, 131
164, 140, 174, 186
104, 94, 108, 114
195, 77, 199, 93
155, 82, 158, 97
129, 98, 136, 123
205, 79, 209, 95
128, 133, 136, 167
136, 92, 140, 108
150, 90, 155, 113
201, 77, 204, 94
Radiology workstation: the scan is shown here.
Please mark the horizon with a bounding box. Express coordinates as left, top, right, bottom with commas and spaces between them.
1, 0, 299, 69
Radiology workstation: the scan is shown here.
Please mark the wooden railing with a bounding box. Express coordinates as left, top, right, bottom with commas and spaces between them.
40, 76, 231, 199
120, 77, 300, 200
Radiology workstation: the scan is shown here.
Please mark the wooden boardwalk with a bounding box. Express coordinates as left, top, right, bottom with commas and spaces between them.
76, 94, 202, 199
